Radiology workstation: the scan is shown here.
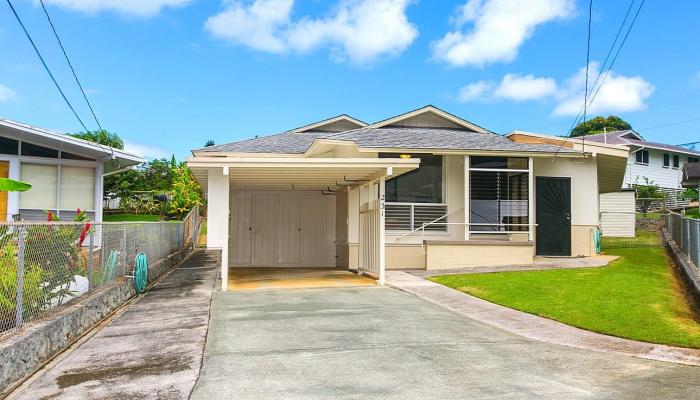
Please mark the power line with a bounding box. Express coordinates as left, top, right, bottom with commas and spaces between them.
581, 0, 593, 153
37, 0, 114, 159
4, 0, 89, 132
39, 0, 104, 133
564, 0, 637, 134
639, 117, 700, 131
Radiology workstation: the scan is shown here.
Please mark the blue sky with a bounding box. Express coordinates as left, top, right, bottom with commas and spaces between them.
0, 0, 698, 160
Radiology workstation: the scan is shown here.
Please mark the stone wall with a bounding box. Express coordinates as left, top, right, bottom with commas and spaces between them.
0, 247, 190, 394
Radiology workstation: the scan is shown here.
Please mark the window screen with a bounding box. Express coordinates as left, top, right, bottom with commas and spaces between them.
381, 153, 443, 203
20, 163, 57, 209
470, 171, 529, 232
60, 166, 95, 210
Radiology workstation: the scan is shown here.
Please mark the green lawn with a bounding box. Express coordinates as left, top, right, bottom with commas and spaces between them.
636, 212, 663, 220
103, 214, 163, 222
430, 244, 700, 348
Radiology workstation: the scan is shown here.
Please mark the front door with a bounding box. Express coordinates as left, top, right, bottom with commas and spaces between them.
536, 177, 571, 256
0, 161, 8, 222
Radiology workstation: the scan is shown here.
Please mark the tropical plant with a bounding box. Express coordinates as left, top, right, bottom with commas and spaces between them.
0, 242, 46, 328
0, 178, 31, 192
679, 188, 698, 202
169, 164, 204, 219
633, 178, 664, 214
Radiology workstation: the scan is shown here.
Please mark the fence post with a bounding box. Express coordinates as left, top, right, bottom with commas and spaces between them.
15, 226, 27, 328
122, 224, 127, 276
695, 220, 700, 268
87, 230, 94, 291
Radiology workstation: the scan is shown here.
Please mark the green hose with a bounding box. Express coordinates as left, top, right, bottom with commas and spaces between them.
594, 227, 602, 254
100, 250, 119, 286
134, 253, 149, 293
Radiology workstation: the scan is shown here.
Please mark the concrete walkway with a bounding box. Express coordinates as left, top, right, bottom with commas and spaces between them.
387, 271, 700, 366
192, 283, 699, 400
9, 251, 218, 400
410, 255, 619, 277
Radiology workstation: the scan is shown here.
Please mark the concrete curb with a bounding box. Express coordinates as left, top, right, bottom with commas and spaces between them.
0, 246, 191, 394
386, 271, 700, 367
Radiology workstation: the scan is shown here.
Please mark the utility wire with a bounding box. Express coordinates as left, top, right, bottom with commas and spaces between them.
4, 0, 89, 132
581, 0, 593, 153
37, 0, 114, 158
39, 0, 103, 132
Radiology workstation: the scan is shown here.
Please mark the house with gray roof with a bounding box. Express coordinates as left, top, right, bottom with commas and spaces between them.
188, 105, 629, 289
583, 130, 700, 205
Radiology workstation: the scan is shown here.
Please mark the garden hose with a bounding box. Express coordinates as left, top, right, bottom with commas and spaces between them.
134, 253, 149, 293
594, 227, 602, 254
100, 250, 120, 286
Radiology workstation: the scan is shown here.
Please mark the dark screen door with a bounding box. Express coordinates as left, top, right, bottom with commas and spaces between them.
536, 177, 571, 256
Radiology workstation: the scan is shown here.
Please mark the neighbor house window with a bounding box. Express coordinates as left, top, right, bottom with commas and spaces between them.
0, 136, 19, 155
663, 153, 670, 168
60, 166, 95, 210
635, 150, 649, 165
689, 157, 700, 163
19, 163, 58, 209
673, 155, 680, 169
19, 163, 95, 211
381, 153, 443, 203
469, 157, 529, 232
21, 142, 58, 158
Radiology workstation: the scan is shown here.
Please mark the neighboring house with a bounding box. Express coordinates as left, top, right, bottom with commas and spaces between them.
583, 130, 700, 208
188, 106, 628, 288
0, 119, 144, 222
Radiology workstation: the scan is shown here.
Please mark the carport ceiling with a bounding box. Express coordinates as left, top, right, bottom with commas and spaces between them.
188, 157, 420, 190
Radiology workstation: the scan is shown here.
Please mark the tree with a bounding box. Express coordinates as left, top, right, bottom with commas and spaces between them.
70, 130, 124, 149
571, 116, 632, 137
204, 140, 215, 147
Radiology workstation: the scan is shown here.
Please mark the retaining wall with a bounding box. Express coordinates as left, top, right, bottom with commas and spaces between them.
0, 247, 190, 394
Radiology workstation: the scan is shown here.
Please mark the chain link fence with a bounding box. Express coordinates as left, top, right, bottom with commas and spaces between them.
665, 213, 700, 270
0, 207, 200, 338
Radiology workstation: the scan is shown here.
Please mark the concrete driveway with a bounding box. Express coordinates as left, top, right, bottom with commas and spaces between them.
192, 285, 699, 400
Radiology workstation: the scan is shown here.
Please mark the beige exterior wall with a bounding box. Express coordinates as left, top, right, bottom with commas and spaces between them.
571, 225, 597, 257
348, 243, 358, 269
386, 244, 426, 269
425, 242, 534, 270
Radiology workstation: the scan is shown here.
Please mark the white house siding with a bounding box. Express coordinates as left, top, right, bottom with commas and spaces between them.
624, 149, 685, 189
599, 191, 635, 237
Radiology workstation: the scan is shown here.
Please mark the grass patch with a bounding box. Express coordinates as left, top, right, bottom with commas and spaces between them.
103, 214, 163, 222
636, 212, 663, 220
430, 246, 700, 348
686, 208, 699, 219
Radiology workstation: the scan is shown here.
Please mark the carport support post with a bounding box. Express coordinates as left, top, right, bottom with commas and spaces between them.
378, 175, 386, 285
207, 166, 230, 290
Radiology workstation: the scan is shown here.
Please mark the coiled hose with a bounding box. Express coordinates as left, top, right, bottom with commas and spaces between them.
134, 253, 149, 294
594, 227, 602, 254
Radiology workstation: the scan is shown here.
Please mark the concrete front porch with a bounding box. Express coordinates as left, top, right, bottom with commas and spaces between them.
227, 268, 376, 291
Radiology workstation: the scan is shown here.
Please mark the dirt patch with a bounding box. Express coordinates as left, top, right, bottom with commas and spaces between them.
56, 353, 191, 389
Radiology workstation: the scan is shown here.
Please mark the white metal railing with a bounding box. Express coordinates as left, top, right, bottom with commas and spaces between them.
386, 202, 448, 232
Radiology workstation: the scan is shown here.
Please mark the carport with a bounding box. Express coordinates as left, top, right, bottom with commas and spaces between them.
188, 157, 419, 289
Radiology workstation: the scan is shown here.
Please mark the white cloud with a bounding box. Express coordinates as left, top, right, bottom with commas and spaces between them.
493, 73, 557, 101
433, 0, 574, 67
41, 0, 192, 17
553, 63, 655, 116
123, 141, 170, 160
205, 0, 418, 65
456, 73, 556, 102
457, 80, 494, 102
455, 64, 653, 116
0, 85, 15, 102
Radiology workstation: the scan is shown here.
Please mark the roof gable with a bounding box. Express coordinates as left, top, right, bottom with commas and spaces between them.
367, 105, 490, 133
289, 114, 366, 133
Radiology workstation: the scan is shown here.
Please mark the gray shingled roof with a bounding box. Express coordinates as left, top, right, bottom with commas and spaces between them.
585, 130, 700, 155
198, 131, 328, 154
326, 127, 574, 153
199, 127, 576, 154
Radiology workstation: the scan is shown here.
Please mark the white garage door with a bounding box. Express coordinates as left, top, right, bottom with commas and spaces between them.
230, 190, 336, 267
